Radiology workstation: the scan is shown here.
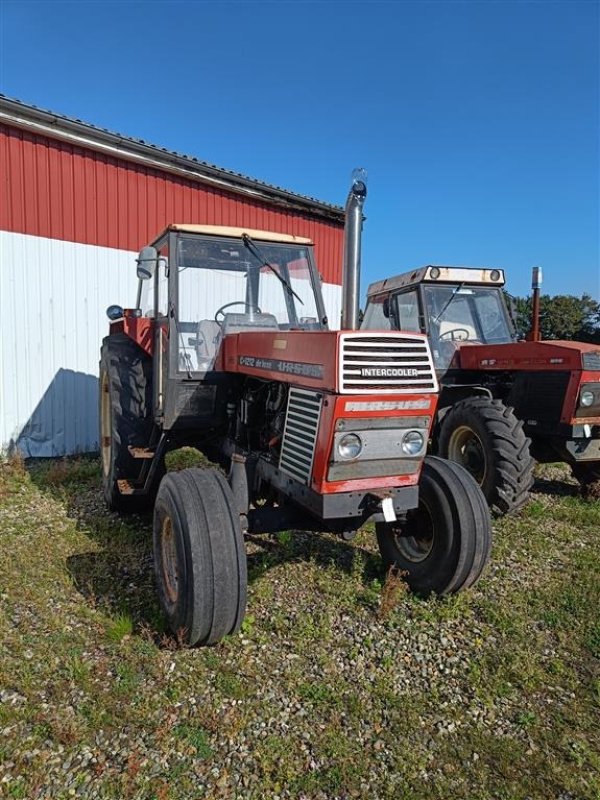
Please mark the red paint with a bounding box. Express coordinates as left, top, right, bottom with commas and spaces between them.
311, 393, 434, 494
109, 315, 154, 357
1, 123, 344, 284
457, 339, 598, 372
563, 370, 600, 425
220, 330, 339, 391
457, 340, 600, 425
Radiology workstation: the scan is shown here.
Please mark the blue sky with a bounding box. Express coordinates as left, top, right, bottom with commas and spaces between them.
1, 0, 598, 300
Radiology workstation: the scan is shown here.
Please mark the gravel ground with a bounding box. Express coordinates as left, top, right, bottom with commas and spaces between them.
0, 458, 598, 800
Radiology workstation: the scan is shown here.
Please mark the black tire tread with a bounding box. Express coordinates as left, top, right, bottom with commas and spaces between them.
153, 468, 247, 646
99, 334, 154, 512
438, 397, 535, 516
376, 456, 492, 596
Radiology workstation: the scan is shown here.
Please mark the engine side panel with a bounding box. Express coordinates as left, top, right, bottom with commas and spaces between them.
219, 330, 337, 391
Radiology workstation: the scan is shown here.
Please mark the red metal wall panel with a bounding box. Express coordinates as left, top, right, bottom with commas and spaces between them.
0, 124, 344, 284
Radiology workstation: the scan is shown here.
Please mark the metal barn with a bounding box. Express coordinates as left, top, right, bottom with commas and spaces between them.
0, 96, 345, 456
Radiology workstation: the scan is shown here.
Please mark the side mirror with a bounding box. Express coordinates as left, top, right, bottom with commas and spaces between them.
382, 298, 390, 318
136, 246, 158, 280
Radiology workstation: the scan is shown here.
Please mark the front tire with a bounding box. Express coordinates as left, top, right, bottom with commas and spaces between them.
153, 468, 247, 646
437, 397, 535, 516
376, 456, 492, 596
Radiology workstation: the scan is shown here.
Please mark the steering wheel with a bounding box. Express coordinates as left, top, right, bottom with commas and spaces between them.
439, 328, 470, 341
214, 301, 262, 326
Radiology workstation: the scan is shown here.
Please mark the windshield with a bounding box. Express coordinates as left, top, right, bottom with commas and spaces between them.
174, 234, 324, 373
423, 284, 513, 369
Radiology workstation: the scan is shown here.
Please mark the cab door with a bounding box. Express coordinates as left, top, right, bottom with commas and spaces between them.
393, 288, 426, 335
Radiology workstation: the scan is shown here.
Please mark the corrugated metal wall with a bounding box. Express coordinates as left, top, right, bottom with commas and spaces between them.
1, 232, 138, 455
0, 124, 343, 284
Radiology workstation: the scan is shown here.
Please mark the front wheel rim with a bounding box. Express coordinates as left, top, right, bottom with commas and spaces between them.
447, 425, 486, 484
100, 371, 112, 477
160, 515, 179, 605
393, 501, 435, 563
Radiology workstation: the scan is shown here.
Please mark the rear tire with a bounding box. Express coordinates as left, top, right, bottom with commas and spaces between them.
571, 462, 600, 500
153, 468, 247, 646
437, 397, 535, 516
376, 456, 492, 596
99, 334, 156, 512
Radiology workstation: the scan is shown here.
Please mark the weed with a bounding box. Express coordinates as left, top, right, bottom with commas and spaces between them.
173, 723, 213, 759
165, 447, 215, 472
358, 577, 382, 608
585, 621, 600, 659
7, 777, 27, 799
214, 670, 245, 700
240, 613, 255, 636
297, 681, 338, 707
516, 710, 537, 728
276, 530, 293, 549
115, 662, 140, 693
106, 613, 134, 642
378, 565, 407, 620
523, 500, 546, 518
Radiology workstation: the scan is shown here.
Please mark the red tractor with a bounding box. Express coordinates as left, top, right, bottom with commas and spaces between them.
362, 266, 600, 514
100, 173, 491, 646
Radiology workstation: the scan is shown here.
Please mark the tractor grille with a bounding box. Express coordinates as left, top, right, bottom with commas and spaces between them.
339, 333, 438, 394
509, 371, 570, 422
583, 351, 600, 370
279, 388, 322, 484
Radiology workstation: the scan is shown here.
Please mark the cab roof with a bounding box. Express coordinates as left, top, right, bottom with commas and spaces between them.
153, 224, 313, 246
367, 265, 506, 297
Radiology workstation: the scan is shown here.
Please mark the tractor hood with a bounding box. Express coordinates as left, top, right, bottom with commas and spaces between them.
457, 340, 600, 373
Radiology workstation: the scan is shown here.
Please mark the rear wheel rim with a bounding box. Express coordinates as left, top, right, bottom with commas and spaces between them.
160, 515, 179, 604
100, 371, 111, 477
393, 501, 435, 563
447, 425, 486, 484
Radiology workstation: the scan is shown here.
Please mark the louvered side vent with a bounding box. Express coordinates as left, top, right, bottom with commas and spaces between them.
339, 332, 438, 394
583, 351, 600, 370
279, 388, 322, 484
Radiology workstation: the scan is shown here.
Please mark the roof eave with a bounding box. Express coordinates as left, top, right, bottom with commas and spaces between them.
0, 95, 345, 224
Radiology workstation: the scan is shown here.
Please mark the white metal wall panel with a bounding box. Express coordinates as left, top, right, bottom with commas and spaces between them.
0, 231, 343, 456
321, 281, 342, 330
0, 232, 138, 456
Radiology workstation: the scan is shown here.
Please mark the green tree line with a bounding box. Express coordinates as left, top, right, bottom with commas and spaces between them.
507, 292, 600, 343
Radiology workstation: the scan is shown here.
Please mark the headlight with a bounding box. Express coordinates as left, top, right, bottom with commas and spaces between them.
401, 430, 424, 456
580, 390, 595, 408
338, 433, 363, 459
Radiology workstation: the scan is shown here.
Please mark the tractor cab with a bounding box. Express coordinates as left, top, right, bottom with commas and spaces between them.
138, 225, 327, 376
363, 266, 514, 372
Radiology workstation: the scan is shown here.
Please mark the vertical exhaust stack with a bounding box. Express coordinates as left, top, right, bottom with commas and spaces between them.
341, 168, 368, 330
530, 265, 543, 342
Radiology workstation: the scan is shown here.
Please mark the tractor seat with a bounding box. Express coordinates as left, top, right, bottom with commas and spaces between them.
194, 319, 222, 363
221, 313, 279, 335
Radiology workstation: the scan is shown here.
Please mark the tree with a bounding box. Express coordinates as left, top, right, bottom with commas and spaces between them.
508, 293, 600, 343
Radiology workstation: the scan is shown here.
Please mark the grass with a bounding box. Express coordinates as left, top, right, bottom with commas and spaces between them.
0, 454, 598, 799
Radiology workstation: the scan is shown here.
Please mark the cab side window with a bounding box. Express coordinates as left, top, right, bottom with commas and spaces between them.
362, 297, 391, 330
395, 290, 421, 332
